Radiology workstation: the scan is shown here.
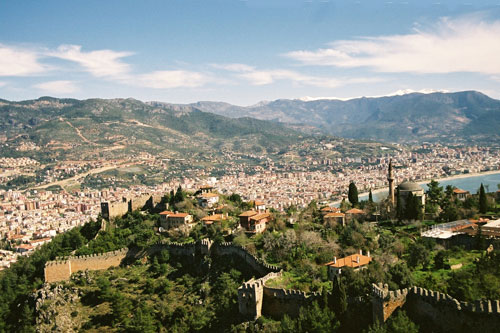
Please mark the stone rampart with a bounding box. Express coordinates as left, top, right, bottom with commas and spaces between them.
372, 283, 500, 331
44, 249, 128, 283
215, 242, 280, 276
237, 270, 322, 320
238, 271, 282, 319
262, 285, 321, 318
101, 193, 162, 220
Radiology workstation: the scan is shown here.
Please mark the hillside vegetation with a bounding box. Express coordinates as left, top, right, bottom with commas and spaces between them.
0, 97, 303, 161
181, 91, 500, 143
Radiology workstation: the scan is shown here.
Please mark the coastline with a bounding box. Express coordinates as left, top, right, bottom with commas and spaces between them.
351, 169, 500, 203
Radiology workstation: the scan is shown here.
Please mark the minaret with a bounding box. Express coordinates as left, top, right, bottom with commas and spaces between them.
388, 160, 395, 206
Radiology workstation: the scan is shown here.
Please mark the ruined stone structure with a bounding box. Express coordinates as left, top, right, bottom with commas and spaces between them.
44, 249, 128, 283
238, 271, 321, 320
100, 193, 162, 220
372, 283, 500, 331
44, 239, 279, 284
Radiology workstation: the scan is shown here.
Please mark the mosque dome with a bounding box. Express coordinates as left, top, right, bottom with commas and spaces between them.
398, 181, 423, 192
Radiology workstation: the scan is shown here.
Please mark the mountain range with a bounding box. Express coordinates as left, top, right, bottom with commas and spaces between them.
158, 91, 500, 143
0, 97, 304, 161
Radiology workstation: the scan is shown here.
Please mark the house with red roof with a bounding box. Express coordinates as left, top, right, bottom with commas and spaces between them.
159, 210, 193, 229
453, 188, 470, 201
324, 250, 372, 278
239, 210, 270, 234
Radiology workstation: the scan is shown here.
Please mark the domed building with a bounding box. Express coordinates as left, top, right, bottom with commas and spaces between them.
397, 181, 425, 210
387, 161, 426, 213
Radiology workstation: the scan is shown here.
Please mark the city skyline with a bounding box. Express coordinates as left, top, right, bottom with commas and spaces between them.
1, 0, 500, 105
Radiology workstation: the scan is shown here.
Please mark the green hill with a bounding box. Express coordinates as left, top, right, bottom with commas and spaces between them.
0, 97, 304, 161
181, 91, 500, 143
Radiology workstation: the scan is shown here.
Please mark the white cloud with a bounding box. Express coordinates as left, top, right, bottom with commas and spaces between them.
138, 70, 208, 89
0, 44, 47, 76
49, 45, 133, 78
285, 16, 500, 75
34, 80, 78, 94
217, 63, 382, 88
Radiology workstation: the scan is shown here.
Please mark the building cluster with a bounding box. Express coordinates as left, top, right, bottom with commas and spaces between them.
211, 145, 500, 210
0, 183, 173, 270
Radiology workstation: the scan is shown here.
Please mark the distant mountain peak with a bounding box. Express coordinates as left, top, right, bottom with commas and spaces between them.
297, 89, 451, 102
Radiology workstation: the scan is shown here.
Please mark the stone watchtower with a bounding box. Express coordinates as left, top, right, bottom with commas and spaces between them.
388, 160, 395, 206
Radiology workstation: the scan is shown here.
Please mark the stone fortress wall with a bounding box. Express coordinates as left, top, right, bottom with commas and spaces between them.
100, 194, 162, 220
372, 283, 500, 331
238, 270, 322, 320
44, 249, 128, 283
44, 239, 279, 283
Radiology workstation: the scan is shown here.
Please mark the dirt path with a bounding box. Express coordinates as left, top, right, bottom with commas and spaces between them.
32, 164, 129, 190
59, 117, 95, 145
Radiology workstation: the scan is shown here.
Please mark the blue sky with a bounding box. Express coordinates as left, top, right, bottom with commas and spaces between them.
1, 0, 500, 105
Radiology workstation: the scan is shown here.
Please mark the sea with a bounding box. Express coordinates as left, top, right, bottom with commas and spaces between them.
360, 172, 500, 202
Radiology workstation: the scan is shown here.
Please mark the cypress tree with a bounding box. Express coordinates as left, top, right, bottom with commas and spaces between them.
174, 185, 183, 203
479, 183, 488, 214
332, 275, 347, 317
348, 182, 359, 207
368, 189, 373, 203
396, 187, 403, 220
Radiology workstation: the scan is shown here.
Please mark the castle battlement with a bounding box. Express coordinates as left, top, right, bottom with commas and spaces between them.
372, 282, 500, 326
44, 248, 129, 283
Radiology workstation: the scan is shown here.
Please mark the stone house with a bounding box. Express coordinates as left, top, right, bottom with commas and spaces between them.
324, 212, 346, 226
201, 213, 227, 226
159, 211, 193, 229
239, 211, 270, 234
453, 188, 470, 201
198, 192, 219, 208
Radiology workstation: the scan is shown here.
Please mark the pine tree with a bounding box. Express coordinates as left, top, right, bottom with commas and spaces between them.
479, 183, 488, 214
348, 182, 359, 207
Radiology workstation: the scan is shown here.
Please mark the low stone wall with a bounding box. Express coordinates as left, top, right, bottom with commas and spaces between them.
372, 283, 500, 331
44, 249, 128, 283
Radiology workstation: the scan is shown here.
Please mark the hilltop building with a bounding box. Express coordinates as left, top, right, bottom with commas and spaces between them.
159, 211, 193, 229
324, 250, 372, 279
453, 188, 470, 201
239, 211, 271, 234
397, 181, 426, 210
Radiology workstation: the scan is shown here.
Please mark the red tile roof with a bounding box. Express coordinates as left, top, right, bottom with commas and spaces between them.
325, 212, 345, 217
346, 208, 364, 214
169, 213, 189, 218
249, 213, 270, 221
325, 254, 371, 268
239, 210, 258, 217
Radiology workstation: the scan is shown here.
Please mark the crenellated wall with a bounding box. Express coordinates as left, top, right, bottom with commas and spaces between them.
238, 271, 321, 320
262, 285, 321, 318
215, 242, 280, 276
238, 271, 282, 319
372, 283, 500, 331
44, 249, 128, 283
